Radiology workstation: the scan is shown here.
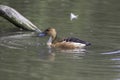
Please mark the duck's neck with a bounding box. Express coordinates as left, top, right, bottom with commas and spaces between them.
47, 35, 57, 45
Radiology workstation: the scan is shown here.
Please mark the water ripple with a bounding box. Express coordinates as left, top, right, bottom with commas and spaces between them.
0, 32, 37, 49
101, 50, 120, 55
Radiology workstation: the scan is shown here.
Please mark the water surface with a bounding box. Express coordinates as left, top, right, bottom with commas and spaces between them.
0, 0, 120, 80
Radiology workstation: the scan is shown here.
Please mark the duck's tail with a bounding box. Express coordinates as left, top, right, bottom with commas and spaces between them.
85, 42, 91, 46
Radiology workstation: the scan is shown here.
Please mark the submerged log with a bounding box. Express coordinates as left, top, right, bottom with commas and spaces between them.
0, 5, 41, 32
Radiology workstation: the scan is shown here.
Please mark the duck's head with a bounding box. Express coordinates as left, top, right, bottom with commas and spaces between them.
39, 28, 57, 38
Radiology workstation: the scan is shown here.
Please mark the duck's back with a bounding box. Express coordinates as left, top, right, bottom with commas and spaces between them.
63, 37, 91, 46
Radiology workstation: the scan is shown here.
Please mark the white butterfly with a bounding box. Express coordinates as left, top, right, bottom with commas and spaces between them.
70, 13, 79, 21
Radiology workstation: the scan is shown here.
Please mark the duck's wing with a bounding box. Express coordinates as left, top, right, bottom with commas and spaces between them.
63, 37, 91, 46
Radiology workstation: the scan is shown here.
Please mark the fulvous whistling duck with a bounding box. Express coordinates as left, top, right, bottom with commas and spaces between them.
39, 28, 91, 49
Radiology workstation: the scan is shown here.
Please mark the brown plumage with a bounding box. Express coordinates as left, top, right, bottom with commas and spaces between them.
39, 28, 91, 49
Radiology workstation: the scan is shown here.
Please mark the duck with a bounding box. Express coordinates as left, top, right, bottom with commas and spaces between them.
39, 27, 91, 49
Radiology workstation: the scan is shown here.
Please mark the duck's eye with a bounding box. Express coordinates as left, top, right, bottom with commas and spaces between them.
47, 29, 49, 31
45, 29, 49, 32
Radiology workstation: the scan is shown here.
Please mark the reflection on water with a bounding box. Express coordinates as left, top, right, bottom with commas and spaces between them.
0, 0, 120, 80
0, 30, 120, 80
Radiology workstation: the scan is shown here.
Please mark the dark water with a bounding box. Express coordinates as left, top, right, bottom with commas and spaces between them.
0, 0, 120, 80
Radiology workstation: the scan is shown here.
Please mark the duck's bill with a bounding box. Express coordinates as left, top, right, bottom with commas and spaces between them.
38, 32, 46, 37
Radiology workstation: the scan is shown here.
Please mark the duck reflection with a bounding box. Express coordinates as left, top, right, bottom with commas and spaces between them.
39, 47, 87, 61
